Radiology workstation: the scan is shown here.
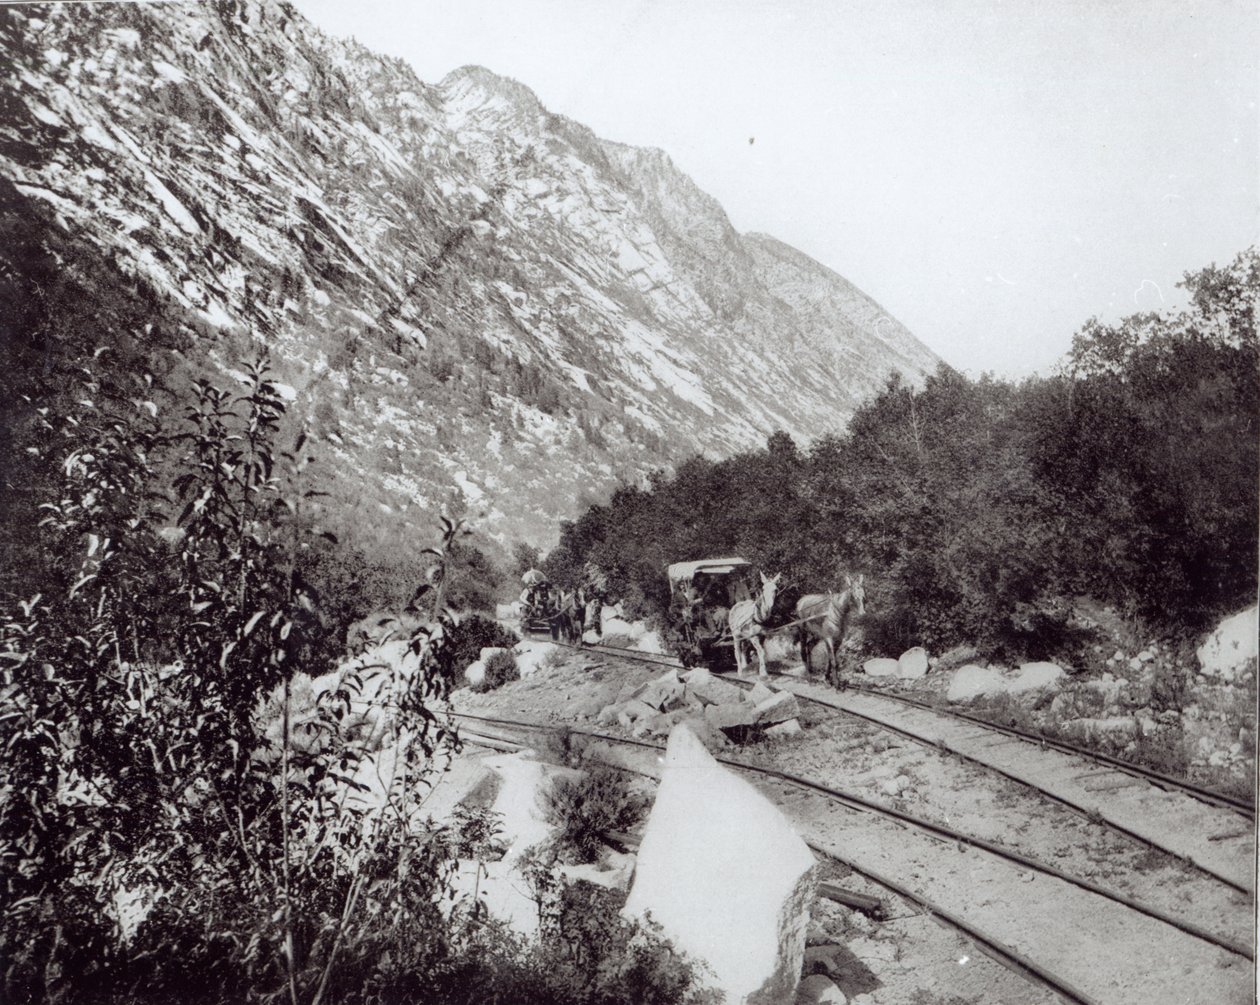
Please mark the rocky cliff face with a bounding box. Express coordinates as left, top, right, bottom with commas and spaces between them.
1, 0, 939, 548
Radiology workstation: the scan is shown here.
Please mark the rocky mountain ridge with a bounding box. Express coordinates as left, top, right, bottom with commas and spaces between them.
1, 0, 939, 549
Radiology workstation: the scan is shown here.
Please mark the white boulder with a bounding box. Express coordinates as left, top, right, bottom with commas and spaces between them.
1197, 605, 1258, 683
797, 973, 848, 1004
465, 660, 486, 686
947, 664, 1004, 702
862, 658, 899, 677
1008, 661, 1066, 693
896, 647, 929, 679
624, 724, 817, 1004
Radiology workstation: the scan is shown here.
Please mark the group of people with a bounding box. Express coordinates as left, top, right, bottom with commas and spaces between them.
519, 564, 607, 640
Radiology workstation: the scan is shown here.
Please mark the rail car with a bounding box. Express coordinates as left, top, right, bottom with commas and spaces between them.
518, 570, 583, 643
666, 556, 756, 671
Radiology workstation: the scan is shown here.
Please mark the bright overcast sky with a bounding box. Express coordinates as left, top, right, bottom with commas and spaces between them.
291, 0, 1258, 378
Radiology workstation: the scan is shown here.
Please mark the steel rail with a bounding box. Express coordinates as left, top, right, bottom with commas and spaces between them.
454, 724, 1102, 1005
841, 679, 1255, 818
532, 635, 1253, 819
448, 710, 1253, 961
720, 673, 1254, 898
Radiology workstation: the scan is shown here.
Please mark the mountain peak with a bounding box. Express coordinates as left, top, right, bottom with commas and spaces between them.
1, 0, 939, 547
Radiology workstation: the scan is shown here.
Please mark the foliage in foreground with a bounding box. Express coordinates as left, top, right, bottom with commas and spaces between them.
545, 250, 1259, 660
0, 358, 706, 1005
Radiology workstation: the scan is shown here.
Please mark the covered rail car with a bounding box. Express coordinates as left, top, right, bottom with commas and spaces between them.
666, 557, 754, 671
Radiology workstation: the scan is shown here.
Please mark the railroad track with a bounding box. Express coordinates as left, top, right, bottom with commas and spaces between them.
449, 709, 1252, 1005
534, 637, 1254, 891
840, 678, 1254, 817
454, 723, 1091, 1005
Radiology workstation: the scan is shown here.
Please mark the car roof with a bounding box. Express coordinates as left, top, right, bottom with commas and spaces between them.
666, 557, 751, 586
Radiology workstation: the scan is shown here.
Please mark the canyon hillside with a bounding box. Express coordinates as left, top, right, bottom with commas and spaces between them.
1, 0, 939, 550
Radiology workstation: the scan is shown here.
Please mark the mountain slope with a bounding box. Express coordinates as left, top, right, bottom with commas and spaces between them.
0, 0, 939, 549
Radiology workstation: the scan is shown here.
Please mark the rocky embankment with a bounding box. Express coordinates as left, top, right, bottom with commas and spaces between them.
848, 605, 1258, 799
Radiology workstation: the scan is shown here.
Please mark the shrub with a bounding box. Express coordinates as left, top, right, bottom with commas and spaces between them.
472, 649, 520, 693
539, 765, 649, 864
447, 612, 520, 670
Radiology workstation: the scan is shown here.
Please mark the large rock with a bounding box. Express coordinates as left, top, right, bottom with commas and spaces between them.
705, 701, 757, 733
1009, 661, 1066, 693
685, 667, 747, 706
862, 658, 899, 677
1197, 605, 1259, 682
624, 724, 817, 1004
754, 691, 801, 725
896, 647, 929, 679
464, 660, 486, 686
946, 664, 1004, 701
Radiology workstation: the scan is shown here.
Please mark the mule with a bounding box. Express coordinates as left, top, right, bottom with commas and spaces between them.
728, 571, 781, 678
550, 589, 583, 644
795, 574, 866, 683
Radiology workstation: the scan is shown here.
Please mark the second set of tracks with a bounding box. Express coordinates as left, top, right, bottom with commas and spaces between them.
497, 636, 1256, 985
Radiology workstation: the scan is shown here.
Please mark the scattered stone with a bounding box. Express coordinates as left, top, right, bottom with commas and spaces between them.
597, 701, 624, 725
765, 718, 803, 739
897, 646, 929, 679
679, 715, 731, 750
705, 701, 757, 733
946, 664, 1004, 701
747, 680, 777, 706
574, 697, 606, 720
753, 691, 801, 725
797, 973, 847, 1004
465, 660, 486, 686
880, 774, 911, 797
686, 667, 746, 706
862, 657, 899, 677
624, 724, 817, 1005
636, 672, 686, 711
616, 699, 658, 729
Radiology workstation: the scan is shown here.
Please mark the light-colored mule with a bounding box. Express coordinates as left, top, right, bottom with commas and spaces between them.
795, 574, 866, 681
728, 571, 781, 678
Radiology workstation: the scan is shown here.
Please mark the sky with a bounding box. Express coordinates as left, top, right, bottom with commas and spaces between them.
291, 0, 1258, 378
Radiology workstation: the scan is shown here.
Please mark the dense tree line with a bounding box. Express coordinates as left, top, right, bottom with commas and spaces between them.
546, 251, 1259, 660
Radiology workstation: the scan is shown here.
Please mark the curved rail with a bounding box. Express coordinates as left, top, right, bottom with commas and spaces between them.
843, 679, 1254, 817
454, 723, 1102, 1005
448, 709, 1253, 961
539, 635, 1252, 819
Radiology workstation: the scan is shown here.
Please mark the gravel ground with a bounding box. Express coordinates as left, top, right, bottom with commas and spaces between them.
451, 644, 1255, 1004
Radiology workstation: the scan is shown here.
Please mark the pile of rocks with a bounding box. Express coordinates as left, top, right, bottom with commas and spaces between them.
597, 667, 803, 745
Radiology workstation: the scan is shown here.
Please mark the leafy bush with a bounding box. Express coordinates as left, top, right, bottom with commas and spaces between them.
539, 765, 649, 864
447, 612, 520, 670
419, 883, 716, 1004
473, 649, 520, 693
0, 357, 467, 1004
